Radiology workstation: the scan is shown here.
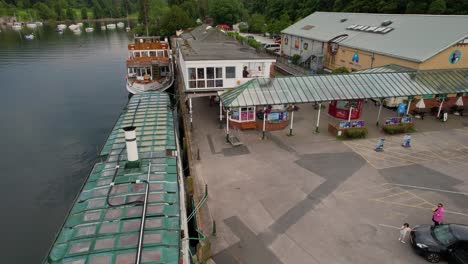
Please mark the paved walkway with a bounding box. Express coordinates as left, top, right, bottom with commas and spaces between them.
188, 97, 468, 264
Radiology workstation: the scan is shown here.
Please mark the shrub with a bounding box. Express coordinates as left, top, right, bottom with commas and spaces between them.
291, 54, 301, 65
345, 128, 368, 139
332, 66, 349, 74
383, 124, 415, 134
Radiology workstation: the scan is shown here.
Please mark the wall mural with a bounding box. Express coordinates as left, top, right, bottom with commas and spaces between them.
449, 50, 461, 64
352, 52, 359, 63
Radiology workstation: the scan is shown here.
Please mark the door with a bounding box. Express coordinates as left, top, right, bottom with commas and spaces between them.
448, 242, 468, 264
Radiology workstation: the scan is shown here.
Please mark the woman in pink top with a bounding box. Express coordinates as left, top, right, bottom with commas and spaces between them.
432, 203, 445, 226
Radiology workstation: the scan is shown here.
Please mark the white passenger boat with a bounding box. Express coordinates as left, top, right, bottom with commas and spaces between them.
117, 22, 125, 28
85, 27, 94, 32
57, 24, 67, 30
126, 36, 174, 94
106, 23, 116, 29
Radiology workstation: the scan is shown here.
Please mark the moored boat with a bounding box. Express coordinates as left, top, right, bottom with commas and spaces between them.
77, 22, 83, 27
25, 33, 34, 40
12, 22, 22, 30
35, 21, 43, 26
106, 23, 116, 29
117, 22, 125, 28
85, 27, 94, 32
68, 24, 78, 30
26, 22, 37, 29
72, 28, 82, 34
126, 36, 174, 94
125, 26, 131, 32
57, 24, 67, 30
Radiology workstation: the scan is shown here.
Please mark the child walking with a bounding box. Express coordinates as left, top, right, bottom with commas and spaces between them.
399, 223, 411, 243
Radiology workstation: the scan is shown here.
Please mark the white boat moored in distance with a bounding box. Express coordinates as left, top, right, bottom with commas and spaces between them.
106, 23, 116, 29
77, 22, 83, 27
57, 24, 67, 30
117, 22, 125, 28
35, 21, 43, 26
126, 27, 131, 32
69, 24, 78, 30
12, 22, 22, 30
85, 27, 94, 32
26, 22, 37, 29
101, 25, 106, 30
72, 28, 82, 34
25, 33, 34, 40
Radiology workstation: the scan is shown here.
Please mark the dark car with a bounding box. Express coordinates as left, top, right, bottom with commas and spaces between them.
410, 224, 468, 263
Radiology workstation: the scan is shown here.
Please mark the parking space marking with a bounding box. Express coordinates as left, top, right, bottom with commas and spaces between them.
388, 183, 468, 196
379, 224, 400, 230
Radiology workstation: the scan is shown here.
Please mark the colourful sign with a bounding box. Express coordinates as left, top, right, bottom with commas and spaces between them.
449, 50, 461, 64
352, 52, 359, 63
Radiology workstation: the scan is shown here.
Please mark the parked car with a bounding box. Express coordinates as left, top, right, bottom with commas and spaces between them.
263, 43, 280, 50
274, 39, 281, 44
448, 246, 468, 264
410, 224, 468, 263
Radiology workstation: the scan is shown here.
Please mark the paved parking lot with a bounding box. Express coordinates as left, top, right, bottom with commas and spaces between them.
188, 97, 468, 264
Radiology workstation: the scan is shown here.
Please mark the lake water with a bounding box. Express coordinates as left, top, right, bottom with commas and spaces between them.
0, 23, 130, 263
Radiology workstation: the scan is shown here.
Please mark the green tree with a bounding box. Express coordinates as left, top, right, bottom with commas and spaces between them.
33, 2, 56, 19
428, 0, 446, 13
81, 7, 88, 19
267, 12, 291, 34
406, 0, 428, 13
66, 6, 74, 20
53, 2, 65, 20
160, 5, 193, 35
247, 13, 266, 33
179, 0, 199, 20
209, 0, 242, 26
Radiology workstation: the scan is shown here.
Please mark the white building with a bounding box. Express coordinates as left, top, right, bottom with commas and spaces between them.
176, 25, 276, 126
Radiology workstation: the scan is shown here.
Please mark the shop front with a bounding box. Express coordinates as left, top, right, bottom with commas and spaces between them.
227, 105, 290, 131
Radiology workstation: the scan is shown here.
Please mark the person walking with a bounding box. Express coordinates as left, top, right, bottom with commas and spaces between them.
399, 223, 411, 243
432, 203, 445, 226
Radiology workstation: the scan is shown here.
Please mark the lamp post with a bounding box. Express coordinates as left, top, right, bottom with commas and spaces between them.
315, 103, 322, 133
288, 105, 294, 136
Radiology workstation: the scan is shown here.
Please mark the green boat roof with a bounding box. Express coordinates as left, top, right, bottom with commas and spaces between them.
45, 93, 181, 264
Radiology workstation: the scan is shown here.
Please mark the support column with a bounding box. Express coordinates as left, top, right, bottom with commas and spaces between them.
437, 100, 444, 118
406, 98, 412, 115
262, 110, 267, 140
189, 98, 193, 130
315, 103, 322, 133
226, 109, 230, 143
376, 99, 383, 126
288, 106, 294, 136
219, 100, 223, 128
348, 106, 353, 122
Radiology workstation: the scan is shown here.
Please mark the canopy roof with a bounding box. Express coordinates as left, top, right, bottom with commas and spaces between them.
220, 69, 468, 107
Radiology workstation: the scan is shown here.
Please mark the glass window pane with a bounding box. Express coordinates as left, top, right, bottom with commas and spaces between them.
197, 80, 205, 88
216, 67, 223, 78
226, 67, 236, 78
216, 80, 223, 87
188, 68, 196, 80
207, 67, 214, 79
207, 80, 215, 87
190, 81, 197, 88
197, 68, 205, 79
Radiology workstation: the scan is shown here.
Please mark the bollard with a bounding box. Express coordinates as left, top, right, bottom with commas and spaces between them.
375, 138, 385, 152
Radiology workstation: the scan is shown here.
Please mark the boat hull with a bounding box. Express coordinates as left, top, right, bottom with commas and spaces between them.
126, 77, 174, 94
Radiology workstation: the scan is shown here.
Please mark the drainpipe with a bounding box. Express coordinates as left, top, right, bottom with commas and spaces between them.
123, 126, 140, 168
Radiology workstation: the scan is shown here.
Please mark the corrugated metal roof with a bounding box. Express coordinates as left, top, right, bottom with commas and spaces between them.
356, 64, 415, 73
220, 69, 468, 107
44, 93, 181, 264
282, 12, 468, 62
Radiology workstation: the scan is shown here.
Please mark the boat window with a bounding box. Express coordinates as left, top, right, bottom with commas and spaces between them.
135, 52, 141, 58
141, 51, 149, 57
150, 51, 156, 56
226, 67, 236, 78
158, 51, 164, 57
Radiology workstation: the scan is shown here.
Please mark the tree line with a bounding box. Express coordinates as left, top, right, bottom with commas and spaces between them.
0, 0, 139, 21
137, 0, 468, 38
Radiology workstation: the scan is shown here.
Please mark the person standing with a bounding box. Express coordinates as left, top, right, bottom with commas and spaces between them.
432, 203, 445, 226
399, 223, 411, 243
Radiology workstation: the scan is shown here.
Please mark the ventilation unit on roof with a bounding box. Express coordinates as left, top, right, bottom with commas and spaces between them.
340, 18, 348, 23
381, 20, 393, 26
301, 25, 315, 30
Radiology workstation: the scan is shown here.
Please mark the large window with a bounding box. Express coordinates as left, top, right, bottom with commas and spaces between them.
226, 67, 236, 78
188, 67, 223, 88
230, 107, 255, 122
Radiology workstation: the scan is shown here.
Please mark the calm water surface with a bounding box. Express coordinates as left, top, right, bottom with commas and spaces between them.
0, 23, 130, 263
